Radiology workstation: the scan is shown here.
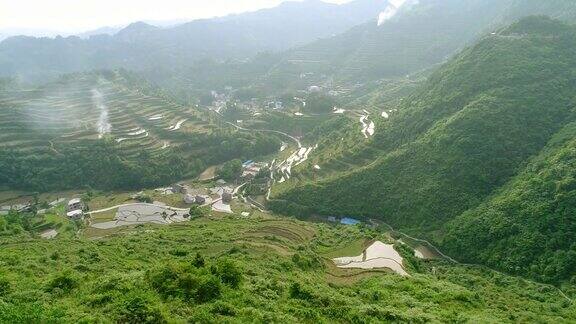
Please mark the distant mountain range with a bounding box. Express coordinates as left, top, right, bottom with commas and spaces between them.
258, 0, 576, 83
76, 26, 123, 39
0, 28, 70, 41
0, 0, 387, 82
76, 19, 190, 39
148, 0, 576, 96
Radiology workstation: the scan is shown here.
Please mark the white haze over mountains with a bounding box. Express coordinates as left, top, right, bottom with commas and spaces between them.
91, 89, 111, 138
377, 0, 417, 26
0, 0, 352, 36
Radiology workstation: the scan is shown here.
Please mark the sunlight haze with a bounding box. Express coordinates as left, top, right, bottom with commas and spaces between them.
0, 0, 352, 34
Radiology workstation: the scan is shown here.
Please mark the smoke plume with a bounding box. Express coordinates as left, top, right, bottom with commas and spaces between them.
378, 0, 415, 26
91, 89, 111, 138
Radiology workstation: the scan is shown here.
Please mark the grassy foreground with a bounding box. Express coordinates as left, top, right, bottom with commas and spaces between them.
0, 212, 574, 323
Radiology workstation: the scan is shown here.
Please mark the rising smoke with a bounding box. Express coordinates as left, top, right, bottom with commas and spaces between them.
377, 0, 418, 26
91, 89, 111, 138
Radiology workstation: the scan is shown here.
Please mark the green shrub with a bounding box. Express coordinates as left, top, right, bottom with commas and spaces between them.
116, 293, 166, 324
196, 275, 222, 303
289, 282, 314, 301
211, 259, 243, 289
192, 252, 206, 268
291, 252, 323, 270
147, 263, 222, 303
46, 272, 78, 293
211, 301, 236, 316
0, 276, 10, 296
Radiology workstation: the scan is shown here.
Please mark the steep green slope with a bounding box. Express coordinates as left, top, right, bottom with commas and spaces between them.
278, 0, 576, 83
270, 0, 511, 82
0, 211, 574, 322
164, 0, 576, 97
505, 0, 576, 22
271, 17, 576, 282
444, 122, 576, 284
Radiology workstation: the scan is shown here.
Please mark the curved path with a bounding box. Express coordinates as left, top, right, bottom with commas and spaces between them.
225, 121, 301, 148
370, 219, 457, 263
208, 109, 300, 147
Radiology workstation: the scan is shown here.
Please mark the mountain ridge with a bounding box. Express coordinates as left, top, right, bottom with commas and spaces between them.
0, 0, 387, 82
271, 16, 576, 284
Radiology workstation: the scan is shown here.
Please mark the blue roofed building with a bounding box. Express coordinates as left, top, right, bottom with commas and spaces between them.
340, 217, 361, 225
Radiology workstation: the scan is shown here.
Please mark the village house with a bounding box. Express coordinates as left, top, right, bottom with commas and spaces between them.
66, 209, 84, 220
222, 192, 233, 204
172, 183, 186, 194
184, 194, 196, 204
67, 198, 84, 212
66, 198, 85, 220
195, 195, 208, 205
241, 161, 266, 180
0, 206, 10, 216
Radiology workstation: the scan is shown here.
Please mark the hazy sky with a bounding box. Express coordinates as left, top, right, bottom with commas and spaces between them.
0, 0, 351, 34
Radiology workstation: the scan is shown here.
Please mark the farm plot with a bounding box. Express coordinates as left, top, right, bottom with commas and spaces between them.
333, 241, 409, 276
0, 73, 214, 158
91, 203, 189, 229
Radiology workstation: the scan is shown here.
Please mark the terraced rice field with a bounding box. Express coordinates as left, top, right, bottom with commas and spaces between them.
0, 74, 213, 158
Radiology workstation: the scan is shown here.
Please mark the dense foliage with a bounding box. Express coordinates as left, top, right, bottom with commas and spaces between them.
217, 159, 243, 182
273, 17, 576, 284
444, 122, 576, 284
303, 93, 337, 114
0, 130, 279, 192
0, 212, 573, 322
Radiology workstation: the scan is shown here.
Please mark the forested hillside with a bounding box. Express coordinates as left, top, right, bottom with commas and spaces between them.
160, 0, 576, 97
266, 0, 511, 82
272, 17, 576, 284
444, 122, 576, 284
0, 71, 280, 191
274, 0, 576, 83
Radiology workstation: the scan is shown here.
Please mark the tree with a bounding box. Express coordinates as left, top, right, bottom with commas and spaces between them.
304, 93, 336, 113
211, 259, 242, 289
195, 275, 221, 303
189, 205, 208, 219
217, 159, 243, 181
116, 293, 166, 324
192, 253, 205, 268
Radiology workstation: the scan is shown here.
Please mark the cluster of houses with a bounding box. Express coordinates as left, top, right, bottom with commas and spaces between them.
241, 160, 267, 180
66, 198, 86, 220
176, 179, 234, 207
0, 198, 70, 216
0, 204, 30, 215
184, 194, 211, 205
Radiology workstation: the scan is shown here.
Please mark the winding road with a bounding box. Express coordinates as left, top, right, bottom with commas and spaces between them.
225, 121, 301, 148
